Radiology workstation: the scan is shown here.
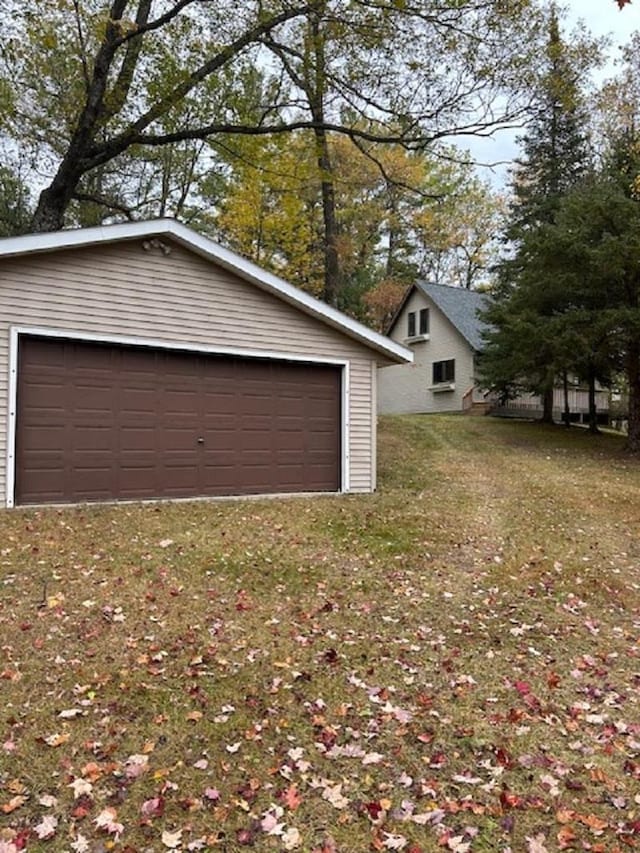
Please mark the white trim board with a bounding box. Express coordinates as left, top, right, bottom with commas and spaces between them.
6, 326, 351, 508
0, 220, 412, 366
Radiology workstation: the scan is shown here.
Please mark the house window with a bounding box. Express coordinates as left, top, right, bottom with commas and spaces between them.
433, 359, 455, 384
419, 308, 429, 335
407, 311, 416, 337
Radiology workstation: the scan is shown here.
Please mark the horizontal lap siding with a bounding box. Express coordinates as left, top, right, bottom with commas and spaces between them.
378, 289, 475, 415
0, 241, 375, 501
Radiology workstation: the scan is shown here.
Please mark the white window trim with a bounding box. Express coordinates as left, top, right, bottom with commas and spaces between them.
6, 325, 351, 507
404, 334, 430, 344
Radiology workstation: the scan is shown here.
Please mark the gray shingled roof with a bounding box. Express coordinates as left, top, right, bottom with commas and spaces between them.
415, 281, 492, 351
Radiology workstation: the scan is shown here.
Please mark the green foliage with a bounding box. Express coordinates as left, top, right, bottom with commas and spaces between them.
482, 130, 640, 446
210, 130, 503, 317
0, 165, 32, 237
2, 2, 546, 254
508, 6, 595, 233
480, 9, 596, 420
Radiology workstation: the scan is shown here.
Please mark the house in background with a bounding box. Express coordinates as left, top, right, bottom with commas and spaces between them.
378, 281, 610, 421
378, 281, 491, 415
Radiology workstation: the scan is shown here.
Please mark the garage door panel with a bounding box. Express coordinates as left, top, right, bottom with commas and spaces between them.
71, 426, 114, 451
201, 418, 237, 435
202, 453, 236, 470
120, 386, 157, 405
20, 475, 65, 501
241, 397, 274, 416
200, 436, 237, 454
118, 467, 158, 496
201, 468, 237, 489
202, 387, 236, 402
163, 389, 200, 410
20, 426, 67, 450
16, 337, 341, 504
73, 386, 117, 408
309, 441, 337, 457
239, 416, 275, 435
19, 388, 66, 413
19, 453, 64, 471
275, 400, 302, 415
120, 428, 157, 450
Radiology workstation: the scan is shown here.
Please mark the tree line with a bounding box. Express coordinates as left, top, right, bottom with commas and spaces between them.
478, 10, 640, 453
1, 0, 543, 309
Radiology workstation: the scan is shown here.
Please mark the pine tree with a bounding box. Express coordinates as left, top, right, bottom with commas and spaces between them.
481, 4, 595, 422
509, 4, 592, 233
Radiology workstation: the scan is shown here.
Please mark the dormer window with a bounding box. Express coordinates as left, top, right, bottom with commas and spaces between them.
408, 311, 416, 337
419, 308, 429, 335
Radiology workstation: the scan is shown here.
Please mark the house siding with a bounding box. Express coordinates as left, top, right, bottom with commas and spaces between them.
378, 289, 476, 414
0, 239, 378, 503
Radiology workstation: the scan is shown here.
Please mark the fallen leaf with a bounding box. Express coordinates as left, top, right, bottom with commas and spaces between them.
526, 834, 550, 853
162, 828, 183, 848
69, 778, 93, 799
43, 732, 70, 747
1, 795, 27, 814
34, 814, 58, 840
383, 833, 408, 850
282, 784, 302, 811
282, 826, 302, 850
95, 806, 124, 836
141, 797, 164, 818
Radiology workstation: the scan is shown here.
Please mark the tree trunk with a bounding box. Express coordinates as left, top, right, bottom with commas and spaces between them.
316, 144, 341, 306
626, 341, 640, 453
540, 382, 554, 424
308, 10, 340, 307
587, 364, 599, 434
562, 370, 570, 427
31, 183, 77, 233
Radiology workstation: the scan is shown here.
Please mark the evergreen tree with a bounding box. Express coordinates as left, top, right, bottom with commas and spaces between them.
508, 5, 592, 233
480, 4, 596, 422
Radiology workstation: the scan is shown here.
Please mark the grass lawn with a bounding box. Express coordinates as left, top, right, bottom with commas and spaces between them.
1, 415, 639, 853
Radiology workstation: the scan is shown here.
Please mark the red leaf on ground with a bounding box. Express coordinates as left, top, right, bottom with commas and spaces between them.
236, 826, 257, 845
547, 671, 561, 689
140, 796, 164, 819
557, 825, 577, 849
500, 788, 523, 810
495, 747, 512, 767
366, 800, 385, 820
281, 784, 302, 811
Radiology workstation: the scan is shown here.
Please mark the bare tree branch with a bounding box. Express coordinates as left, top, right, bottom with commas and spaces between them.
72, 191, 135, 219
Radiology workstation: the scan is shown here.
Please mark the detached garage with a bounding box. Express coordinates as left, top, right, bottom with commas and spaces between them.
0, 220, 411, 507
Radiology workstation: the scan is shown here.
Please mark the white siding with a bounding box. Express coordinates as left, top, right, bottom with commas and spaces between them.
0, 240, 378, 502
378, 289, 476, 414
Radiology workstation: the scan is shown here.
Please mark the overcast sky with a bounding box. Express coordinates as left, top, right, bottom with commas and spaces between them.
472, 0, 639, 187
566, 0, 638, 65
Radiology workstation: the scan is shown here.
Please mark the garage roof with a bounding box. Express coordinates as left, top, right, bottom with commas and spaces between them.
0, 220, 412, 365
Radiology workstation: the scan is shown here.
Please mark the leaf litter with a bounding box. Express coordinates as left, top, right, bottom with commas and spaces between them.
0, 415, 639, 850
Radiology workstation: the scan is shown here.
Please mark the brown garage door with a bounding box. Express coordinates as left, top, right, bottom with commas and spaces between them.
15, 336, 341, 504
